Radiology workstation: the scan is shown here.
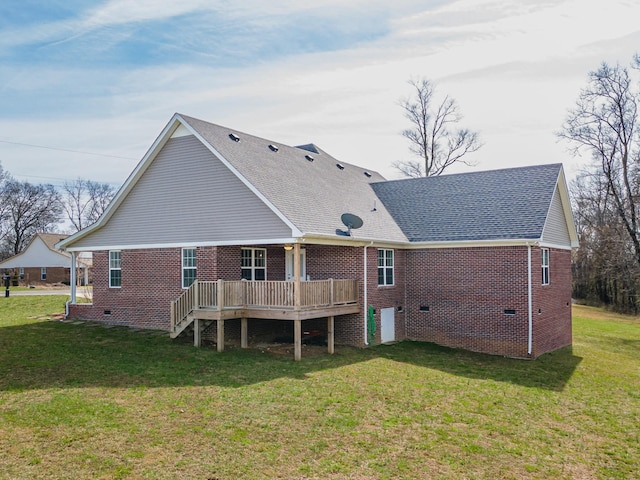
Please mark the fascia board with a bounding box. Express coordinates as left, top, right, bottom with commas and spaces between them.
298, 234, 542, 250
62, 237, 301, 252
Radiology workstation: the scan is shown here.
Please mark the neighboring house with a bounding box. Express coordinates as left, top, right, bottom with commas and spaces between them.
58, 113, 578, 360
0, 233, 91, 286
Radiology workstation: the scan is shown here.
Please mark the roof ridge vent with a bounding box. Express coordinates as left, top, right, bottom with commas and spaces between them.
364, 171, 372, 178
228, 133, 240, 142
336, 163, 345, 170
305, 154, 314, 162
268, 144, 279, 152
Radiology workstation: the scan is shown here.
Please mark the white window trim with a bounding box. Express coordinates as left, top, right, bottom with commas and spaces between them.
182, 248, 197, 289
241, 247, 267, 281
109, 250, 121, 288
541, 248, 550, 285
40, 267, 47, 281
378, 249, 394, 286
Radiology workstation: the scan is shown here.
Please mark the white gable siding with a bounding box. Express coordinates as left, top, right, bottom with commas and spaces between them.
70, 135, 292, 249
541, 186, 571, 247
0, 237, 70, 268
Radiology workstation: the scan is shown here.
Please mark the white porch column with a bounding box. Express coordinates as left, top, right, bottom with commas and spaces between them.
293, 243, 301, 310
70, 252, 77, 303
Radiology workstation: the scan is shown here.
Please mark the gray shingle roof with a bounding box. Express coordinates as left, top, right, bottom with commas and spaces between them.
371, 164, 562, 243
180, 114, 408, 242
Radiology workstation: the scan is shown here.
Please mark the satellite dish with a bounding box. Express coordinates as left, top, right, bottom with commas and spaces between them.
336, 213, 363, 236
341, 213, 363, 230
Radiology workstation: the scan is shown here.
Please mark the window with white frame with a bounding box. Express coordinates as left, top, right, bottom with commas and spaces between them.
41, 267, 47, 281
182, 248, 197, 288
19, 267, 24, 280
241, 248, 266, 280
378, 249, 394, 286
109, 251, 121, 288
541, 248, 550, 285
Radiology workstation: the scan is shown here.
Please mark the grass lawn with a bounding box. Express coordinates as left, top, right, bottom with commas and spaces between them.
0, 298, 638, 479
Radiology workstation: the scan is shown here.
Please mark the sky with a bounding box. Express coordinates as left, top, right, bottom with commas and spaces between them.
1, 0, 640, 189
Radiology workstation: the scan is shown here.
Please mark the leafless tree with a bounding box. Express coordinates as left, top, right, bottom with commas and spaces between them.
0, 180, 63, 256
393, 78, 482, 177
559, 57, 640, 264
62, 178, 116, 232
560, 56, 640, 311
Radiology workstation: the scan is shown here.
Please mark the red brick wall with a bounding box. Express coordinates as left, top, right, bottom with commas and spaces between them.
20, 267, 70, 285
67, 244, 573, 358
302, 245, 364, 346
405, 247, 530, 357
531, 248, 573, 357
404, 246, 572, 358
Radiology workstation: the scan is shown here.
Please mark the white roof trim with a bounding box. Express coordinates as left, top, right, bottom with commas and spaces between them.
63, 238, 301, 252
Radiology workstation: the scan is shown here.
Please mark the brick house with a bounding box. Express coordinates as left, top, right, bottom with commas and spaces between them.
58, 113, 578, 359
0, 233, 91, 286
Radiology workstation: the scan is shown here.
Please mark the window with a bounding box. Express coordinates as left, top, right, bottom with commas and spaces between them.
241, 248, 266, 280
182, 248, 197, 288
109, 251, 121, 288
378, 249, 394, 286
19, 268, 24, 280
541, 248, 550, 285
41, 267, 47, 281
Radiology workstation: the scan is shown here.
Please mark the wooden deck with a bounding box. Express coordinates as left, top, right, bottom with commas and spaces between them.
170, 279, 360, 360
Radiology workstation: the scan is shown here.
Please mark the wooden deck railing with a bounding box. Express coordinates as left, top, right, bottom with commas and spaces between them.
170, 279, 359, 335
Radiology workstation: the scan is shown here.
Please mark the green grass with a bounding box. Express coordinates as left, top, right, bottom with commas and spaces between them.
1, 298, 639, 479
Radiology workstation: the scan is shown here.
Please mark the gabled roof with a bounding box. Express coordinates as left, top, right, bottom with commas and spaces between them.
178, 115, 408, 243
371, 163, 578, 246
59, 114, 407, 250
0, 233, 91, 269
58, 114, 577, 252
39, 233, 71, 251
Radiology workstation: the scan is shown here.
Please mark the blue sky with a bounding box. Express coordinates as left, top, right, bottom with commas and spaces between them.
1, 0, 640, 187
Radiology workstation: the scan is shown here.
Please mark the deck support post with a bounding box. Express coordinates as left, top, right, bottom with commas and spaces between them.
294, 319, 302, 361
327, 316, 335, 354
241, 317, 248, 348
217, 319, 224, 352
194, 319, 201, 347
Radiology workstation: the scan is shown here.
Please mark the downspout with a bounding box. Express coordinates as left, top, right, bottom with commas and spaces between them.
527, 243, 533, 356
363, 242, 373, 345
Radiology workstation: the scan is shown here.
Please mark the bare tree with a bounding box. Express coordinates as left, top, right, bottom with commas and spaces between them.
560, 56, 640, 312
393, 78, 482, 177
0, 180, 63, 256
559, 57, 640, 265
0, 163, 9, 244
62, 178, 116, 231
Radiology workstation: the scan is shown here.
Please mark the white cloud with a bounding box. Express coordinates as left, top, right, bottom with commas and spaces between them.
2, 0, 640, 187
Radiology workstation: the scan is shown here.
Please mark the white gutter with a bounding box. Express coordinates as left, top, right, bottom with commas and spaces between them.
527, 243, 533, 356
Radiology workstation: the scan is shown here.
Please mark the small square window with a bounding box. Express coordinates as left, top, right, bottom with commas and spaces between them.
241, 248, 267, 281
